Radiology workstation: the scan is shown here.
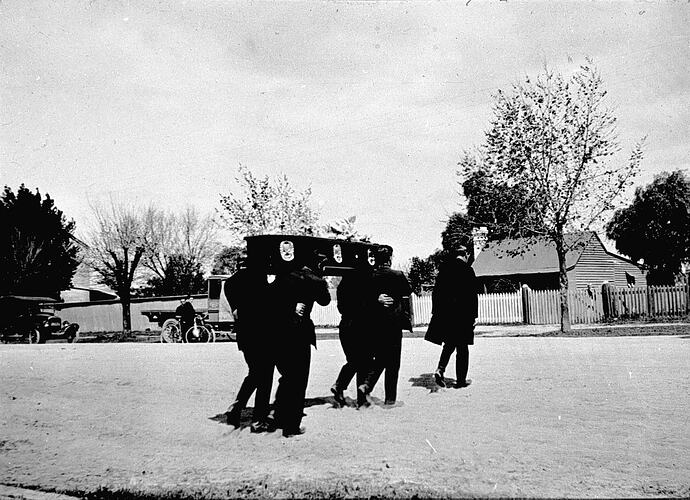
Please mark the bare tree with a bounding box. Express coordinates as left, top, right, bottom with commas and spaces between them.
458, 62, 644, 332
85, 200, 154, 337
143, 206, 219, 286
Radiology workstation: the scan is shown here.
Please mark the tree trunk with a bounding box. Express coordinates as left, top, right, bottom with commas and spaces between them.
120, 291, 133, 339
555, 232, 572, 333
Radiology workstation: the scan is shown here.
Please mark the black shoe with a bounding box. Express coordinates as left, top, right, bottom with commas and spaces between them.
453, 379, 472, 388
282, 426, 306, 438
330, 385, 346, 406
434, 370, 446, 388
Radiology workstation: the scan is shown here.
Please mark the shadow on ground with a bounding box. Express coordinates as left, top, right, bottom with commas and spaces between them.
408, 373, 455, 393
209, 395, 343, 428
208, 388, 411, 427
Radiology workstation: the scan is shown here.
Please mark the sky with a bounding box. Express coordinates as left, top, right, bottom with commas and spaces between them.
1, 0, 689, 265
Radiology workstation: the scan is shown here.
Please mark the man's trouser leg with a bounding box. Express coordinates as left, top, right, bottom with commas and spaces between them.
455, 343, 469, 384
273, 341, 311, 431
233, 351, 258, 409
383, 334, 402, 403
362, 352, 384, 394
277, 342, 311, 432
251, 356, 274, 423
437, 341, 456, 375
334, 331, 358, 391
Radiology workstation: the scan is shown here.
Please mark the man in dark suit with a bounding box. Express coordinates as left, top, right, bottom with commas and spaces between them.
175, 295, 196, 338
223, 254, 275, 432
330, 270, 372, 407
358, 245, 412, 406
271, 253, 331, 437
424, 244, 478, 388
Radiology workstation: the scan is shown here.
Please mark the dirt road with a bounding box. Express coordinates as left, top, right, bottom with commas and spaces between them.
1, 336, 689, 498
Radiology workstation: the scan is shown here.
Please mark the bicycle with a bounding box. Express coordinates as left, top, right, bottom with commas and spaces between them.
160, 314, 215, 343
184, 314, 216, 343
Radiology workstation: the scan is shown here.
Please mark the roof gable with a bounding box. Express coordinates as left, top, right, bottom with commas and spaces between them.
473, 232, 597, 277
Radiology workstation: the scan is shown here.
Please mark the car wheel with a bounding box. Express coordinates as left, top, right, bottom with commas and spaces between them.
160, 319, 181, 343
28, 328, 41, 344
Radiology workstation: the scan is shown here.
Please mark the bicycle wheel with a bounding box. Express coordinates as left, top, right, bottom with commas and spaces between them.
160, 319, 181, 343
184, 324, 214, 343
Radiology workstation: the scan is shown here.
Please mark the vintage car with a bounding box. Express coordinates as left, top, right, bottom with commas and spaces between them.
0, 295, 80, 344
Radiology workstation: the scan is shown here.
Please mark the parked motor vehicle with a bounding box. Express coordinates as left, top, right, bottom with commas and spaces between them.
0, 295, 80, 344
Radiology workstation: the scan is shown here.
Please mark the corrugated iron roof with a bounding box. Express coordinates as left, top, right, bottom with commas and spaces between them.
472, 232, 596, 277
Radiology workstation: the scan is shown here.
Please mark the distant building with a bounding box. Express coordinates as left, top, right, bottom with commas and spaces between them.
60, 263, 118, 302
472, 231, 647, 293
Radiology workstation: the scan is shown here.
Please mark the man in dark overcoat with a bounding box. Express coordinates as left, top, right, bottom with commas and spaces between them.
424, 244, 478, 388
223, 255, 275, 432
358, 245, 412, 406
271, 253, 331, 437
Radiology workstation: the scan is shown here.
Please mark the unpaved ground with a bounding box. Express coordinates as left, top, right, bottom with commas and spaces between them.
1, 335, 689, 498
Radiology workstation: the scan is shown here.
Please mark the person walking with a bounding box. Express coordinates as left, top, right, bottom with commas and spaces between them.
271, 252, 331, 437
358, 245, 412, 406
330, 270, 373, 407
223, 254, 276, 432
424, 244, 478, 388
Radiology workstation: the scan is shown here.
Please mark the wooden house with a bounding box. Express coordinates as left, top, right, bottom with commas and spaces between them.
472, 231, 647, 293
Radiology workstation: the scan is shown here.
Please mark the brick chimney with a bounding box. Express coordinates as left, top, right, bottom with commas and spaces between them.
472, 226, 488, 258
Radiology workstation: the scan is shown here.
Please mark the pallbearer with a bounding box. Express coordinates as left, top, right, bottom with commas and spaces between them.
358, 245, 413, 406
270, 248, 331, 437
223, 252, 275, 432
330, 268, 373, 407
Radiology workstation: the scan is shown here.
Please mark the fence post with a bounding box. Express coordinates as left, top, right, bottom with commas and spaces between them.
646, 285, 654, 319
521, 285, 531, 324
602, 282, 613, 320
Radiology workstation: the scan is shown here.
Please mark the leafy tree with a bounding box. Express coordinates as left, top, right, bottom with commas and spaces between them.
460, 168, 543, 241
323, 216, 370, 242
0, 185, 80, 298
218, 165, 321, 240
407, 256, 437, 294
440, 212, 475, 257
606, 170, 690, 284
85, 201, 154, 337
407, 249, 445, 294
457, 62, 644, 332
143, 254, 206, 296
211, 245, 245, 275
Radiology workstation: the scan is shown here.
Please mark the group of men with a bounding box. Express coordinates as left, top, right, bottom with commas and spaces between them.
223, 242, 478, 437
330, 245, 412, 408
222, 248, 331, 437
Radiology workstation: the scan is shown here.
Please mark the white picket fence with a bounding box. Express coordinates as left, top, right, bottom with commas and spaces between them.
56, 284, 689, 333
526, 288, 604, 325
605, 285, 688, 319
